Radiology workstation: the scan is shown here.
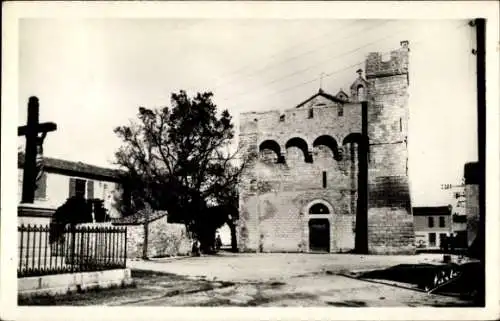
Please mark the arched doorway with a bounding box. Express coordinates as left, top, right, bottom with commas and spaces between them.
306, 200, 332, 253
309, 218, 330, 252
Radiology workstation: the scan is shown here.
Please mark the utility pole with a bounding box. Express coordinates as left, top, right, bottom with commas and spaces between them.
471, 17, 486, 306
355, 101, 369, 254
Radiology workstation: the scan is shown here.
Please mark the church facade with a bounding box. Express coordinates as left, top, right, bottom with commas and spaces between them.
237, 41, 415, 255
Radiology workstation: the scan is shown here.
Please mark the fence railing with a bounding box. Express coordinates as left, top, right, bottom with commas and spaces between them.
18, 224, 127, 278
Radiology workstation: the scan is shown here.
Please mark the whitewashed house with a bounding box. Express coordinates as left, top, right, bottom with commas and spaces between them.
18, 153, 126, 226
413, 206, 453, 250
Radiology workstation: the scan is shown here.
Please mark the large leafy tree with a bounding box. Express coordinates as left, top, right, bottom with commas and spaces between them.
114, 90, 247, 252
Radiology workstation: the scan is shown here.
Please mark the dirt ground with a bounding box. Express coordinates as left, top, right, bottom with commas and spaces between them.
19, 252, 477, 307
124, 272, 474, 307
127, 252, 451, 282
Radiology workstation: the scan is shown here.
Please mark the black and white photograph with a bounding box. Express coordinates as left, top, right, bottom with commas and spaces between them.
1, 1, 499, 320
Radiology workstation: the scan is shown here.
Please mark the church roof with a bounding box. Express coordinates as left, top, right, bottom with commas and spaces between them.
335, 89, 349, 102
18, 152, 125, 182
350, 74, 369, 90
295, 88, 346, 108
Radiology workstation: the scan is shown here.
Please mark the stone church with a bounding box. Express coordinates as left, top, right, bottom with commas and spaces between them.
238, 41, 415, 255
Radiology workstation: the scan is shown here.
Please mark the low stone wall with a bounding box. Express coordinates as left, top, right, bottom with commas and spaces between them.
18, 204, 56, 226
119, 216, 192, 259
18, 268, 133, 298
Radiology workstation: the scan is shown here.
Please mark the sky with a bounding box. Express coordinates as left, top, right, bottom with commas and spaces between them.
18, 19, 478, 207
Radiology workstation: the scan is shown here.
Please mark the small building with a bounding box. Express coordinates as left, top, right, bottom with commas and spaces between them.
413, 206, 452, 250
18, 153, 126, 226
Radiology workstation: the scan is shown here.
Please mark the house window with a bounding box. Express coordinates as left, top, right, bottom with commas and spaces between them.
439, 216, 445, 228
279, 114, 285, 122
428, 217, 434, 228
69, 178, 87, 198
308, 108, 314, 119
75, 179, 86, 198
429, 233, 436, 247
87, 180, 94, 199
338, 106, 344, 117
322, 171, 327, 188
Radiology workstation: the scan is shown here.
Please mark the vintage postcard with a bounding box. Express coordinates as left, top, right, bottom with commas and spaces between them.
1, 1, 499, 320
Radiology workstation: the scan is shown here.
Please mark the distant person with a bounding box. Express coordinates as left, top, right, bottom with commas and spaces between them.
215, 233, 222, 252
192, 239, 201, 257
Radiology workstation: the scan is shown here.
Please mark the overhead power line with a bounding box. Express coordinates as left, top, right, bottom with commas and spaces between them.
208, 20, 364, 86
209, 20, 389, 91
183, 19, 364, 93
218, 21, 470, 106
217, 22, 414, 103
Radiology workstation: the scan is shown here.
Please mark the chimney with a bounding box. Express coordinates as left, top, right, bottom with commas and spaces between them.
356, 69, 363, 79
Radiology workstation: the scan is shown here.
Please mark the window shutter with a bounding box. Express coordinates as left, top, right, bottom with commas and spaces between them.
69, 178, 76, 198
87, 180, 94, 199
35, 172, 47, 199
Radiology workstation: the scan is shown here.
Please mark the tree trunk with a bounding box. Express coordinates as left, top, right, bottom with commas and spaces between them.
229, 221, 238, 253
200, 229, 216, 254
142, 222, 149, 259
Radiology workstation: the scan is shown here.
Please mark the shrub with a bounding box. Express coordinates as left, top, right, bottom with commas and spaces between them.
49, 196, 109, 244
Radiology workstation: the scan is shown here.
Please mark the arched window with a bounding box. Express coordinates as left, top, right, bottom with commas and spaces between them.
313, 135, 341, 161
342, 133, 364, 146
286, 137, 312, 163
309, 203, 330, 214
259, 140, 283, 163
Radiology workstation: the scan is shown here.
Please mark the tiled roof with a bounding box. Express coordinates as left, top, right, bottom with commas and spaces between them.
18, 152, 126, 182
413, 206, 452, 216
111, 210, 168, 225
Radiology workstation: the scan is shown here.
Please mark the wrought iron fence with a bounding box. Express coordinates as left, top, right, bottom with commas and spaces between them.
18, 224, 127, 278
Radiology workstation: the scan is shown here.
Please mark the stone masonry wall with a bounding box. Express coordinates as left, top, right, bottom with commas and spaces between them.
238, 105, 360, 253
365, 45, 415, 254
238, 42, 414, 255
465, 184, 479, 247
119, 216, 192, 259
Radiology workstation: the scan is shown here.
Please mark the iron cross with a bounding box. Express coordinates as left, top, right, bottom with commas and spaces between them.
18, 97, 57, 204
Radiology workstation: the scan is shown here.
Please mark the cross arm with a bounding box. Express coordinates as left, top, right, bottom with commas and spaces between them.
18, 122, 57, 136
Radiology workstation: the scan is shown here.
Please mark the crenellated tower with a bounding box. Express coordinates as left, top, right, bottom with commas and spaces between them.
363, 40, 414, 254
